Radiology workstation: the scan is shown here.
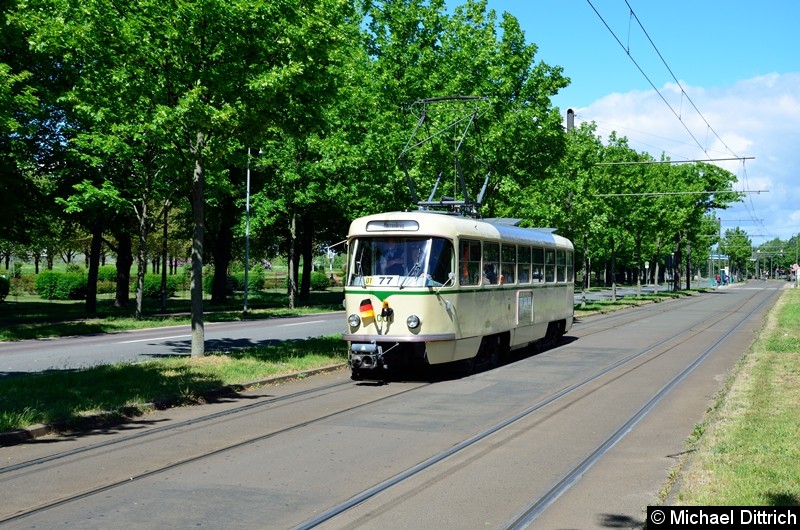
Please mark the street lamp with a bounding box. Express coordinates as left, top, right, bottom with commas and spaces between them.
244, 148, 261, 313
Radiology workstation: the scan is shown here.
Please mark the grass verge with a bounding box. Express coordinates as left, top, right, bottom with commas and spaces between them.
0, 290, 344, 341
0, 336, 347, 436
668, 288, 800, 505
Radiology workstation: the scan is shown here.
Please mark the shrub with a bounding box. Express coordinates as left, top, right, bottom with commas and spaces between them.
97, 265, 117, 282
0, 276, 9, 302
64, 262, 83, 274
97, 280, 116, 295
310, 271, 331, 291
12, 274, 36, 296
34, 271, 61, 299
35, 270, 87, 300
230, 269, 265, 292
285, 271, 331, 291
140, 274, 180, 299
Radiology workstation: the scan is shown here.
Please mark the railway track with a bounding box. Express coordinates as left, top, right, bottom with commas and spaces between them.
296, 286, 778, 529
0, 285, 781, 528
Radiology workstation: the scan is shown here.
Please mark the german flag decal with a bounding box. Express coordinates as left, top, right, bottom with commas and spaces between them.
359, 299, 375, 320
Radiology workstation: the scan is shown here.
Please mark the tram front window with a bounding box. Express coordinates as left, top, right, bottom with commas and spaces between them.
347, 237, 454, 287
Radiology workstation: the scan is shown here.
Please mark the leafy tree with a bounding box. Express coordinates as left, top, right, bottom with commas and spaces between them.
17, 0, 356, 354
2, 0, 72, 263
721, 226, 752, 279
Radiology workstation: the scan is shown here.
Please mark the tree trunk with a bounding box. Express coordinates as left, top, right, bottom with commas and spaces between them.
634, 239, 642, 299
287, 211, 296, 310
210, 196, 236, 305
135, 198, 149, 319
160, 201, 169, 312
299, 213, 313, 302
673, 233, 683, 292
610, 236, 617, 302
190, 132, 205, 358
114, 232, 133, 308
685, 241, 692, 291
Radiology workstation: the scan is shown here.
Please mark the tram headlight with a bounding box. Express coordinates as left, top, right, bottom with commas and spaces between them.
348, 314, 361, 328
406, 314, 421, 329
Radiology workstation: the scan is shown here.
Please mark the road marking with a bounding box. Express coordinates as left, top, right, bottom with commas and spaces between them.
280, 320, 326, 327
115, 318, 331, 343
118, 334, 191, 344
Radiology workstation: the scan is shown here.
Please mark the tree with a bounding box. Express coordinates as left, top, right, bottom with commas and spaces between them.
17, 0, 357, 355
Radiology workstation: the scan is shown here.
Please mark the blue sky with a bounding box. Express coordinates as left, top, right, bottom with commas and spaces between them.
481, 1, 800, 250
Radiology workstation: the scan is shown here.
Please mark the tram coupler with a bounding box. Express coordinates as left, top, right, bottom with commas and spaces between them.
349, 342, 386, 371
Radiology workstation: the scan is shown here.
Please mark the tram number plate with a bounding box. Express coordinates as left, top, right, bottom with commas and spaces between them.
364, 276, 397, 286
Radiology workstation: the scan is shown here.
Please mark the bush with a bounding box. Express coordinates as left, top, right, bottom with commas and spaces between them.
310, 271, 331, 291
97, 265, 117, 282
230, 269, 266, 292
97, 280, 115, 295
0, 276, 9, 302
140, 274, 180, 299
12, 273, 36, 296
64, 262, 83, 274
285, 271, 331, 291
34, 271, 59, 299
35, 270, 87, 300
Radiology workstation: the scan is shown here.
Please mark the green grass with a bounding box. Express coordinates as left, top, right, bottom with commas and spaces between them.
0, 336, 347, 434
574, 288, 699, 317
673, 288, 800, 505
0, 289, 344, 341
0, 287, 349, 435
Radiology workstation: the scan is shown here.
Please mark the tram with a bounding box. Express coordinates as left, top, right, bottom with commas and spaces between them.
343, 210, 574, 379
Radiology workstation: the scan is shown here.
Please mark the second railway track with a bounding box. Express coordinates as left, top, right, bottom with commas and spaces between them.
0, 283, 782, 529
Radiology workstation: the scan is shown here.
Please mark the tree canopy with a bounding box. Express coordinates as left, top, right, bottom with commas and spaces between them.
2, 0, 746, 354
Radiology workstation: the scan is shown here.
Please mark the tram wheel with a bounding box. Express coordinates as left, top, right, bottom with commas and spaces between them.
475, 336, 501, 370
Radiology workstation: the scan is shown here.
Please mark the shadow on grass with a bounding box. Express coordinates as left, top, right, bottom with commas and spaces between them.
0, 336, 346, 441
765, 491, 800, 506
0, 290, 345, 341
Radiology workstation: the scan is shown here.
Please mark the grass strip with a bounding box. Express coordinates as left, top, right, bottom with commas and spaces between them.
673, 288, 800, 505
0, 336, 347, 435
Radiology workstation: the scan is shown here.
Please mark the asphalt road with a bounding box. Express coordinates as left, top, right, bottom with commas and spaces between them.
0, 284, 700, 374
0, 311, 345, 374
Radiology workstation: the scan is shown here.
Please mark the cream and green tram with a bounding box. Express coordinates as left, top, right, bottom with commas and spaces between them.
343, 211, 574, 379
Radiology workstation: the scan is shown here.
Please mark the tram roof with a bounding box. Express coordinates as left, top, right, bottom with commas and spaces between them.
349, 211, 574, 250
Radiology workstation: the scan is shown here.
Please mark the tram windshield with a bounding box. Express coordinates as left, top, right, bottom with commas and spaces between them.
347, 236, 454, 287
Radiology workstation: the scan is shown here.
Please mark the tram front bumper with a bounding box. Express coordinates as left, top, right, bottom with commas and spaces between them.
344, 334, 456, 370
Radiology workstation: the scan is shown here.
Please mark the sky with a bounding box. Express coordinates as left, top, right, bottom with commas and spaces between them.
481, 0, 800, 254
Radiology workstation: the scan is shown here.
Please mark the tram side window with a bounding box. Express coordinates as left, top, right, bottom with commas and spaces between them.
567, 250, 574, 283
532, 247, 544, 284
459, 239, 482, 286
501, 244, 516, 284
545, 248, 555, 283
483, 242, 500, 285
518, 246, 531, 284
557, 249, 566, 282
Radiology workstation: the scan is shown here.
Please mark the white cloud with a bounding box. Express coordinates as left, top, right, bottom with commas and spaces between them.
575, 72, 800, 243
